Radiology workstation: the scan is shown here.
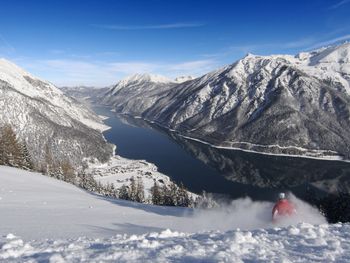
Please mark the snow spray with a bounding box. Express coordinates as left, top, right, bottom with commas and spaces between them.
184, 193, 326, 232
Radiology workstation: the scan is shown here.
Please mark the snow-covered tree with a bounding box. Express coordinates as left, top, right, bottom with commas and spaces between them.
151, 180, 162, 205
135, 178, 145, 203
128, 177, 137, 201
19, 141, 34, 170
61, 159, 75, 183
118, 184, 130, 200
176, 183, 192, 207
0, 125, 22, 167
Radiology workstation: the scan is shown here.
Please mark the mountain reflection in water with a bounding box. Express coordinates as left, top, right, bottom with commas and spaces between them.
95, 106, 350, 201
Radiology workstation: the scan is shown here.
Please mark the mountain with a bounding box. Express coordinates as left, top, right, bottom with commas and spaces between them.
100, 73, 177, 115
60, 86, 110, 105
174, 75, 195, 83
100, 43, 350, 160
0, 58, 114, 167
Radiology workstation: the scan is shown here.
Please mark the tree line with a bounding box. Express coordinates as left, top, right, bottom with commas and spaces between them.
0, 125, 33, 170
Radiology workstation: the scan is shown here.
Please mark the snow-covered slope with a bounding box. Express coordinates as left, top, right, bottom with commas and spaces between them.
101, 43, 350, 160
2, 166, 348, 263
0, 59, 114, 166
100, 73, 177, 116
174, 75, 195, 83
60, 85, 110, 105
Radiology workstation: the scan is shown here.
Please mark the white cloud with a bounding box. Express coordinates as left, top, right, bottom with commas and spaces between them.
329, 0, 350, 9
17, 58, 218, 87
92, 23, 205, 30
306, 34, 350, 50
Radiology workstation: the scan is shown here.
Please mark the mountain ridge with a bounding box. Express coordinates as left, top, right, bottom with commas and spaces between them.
0, 58, 114, 167
98, 43, 350, 160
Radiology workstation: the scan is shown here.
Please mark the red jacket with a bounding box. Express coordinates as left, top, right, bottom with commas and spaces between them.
272, 199, 296, 221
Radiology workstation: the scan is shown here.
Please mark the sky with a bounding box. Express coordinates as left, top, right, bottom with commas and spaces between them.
0, 0, 350, 87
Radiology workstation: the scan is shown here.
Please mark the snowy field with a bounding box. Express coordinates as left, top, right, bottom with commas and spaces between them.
1, 166, 349, 262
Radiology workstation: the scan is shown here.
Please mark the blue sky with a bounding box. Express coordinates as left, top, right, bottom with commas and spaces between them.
0, 0, 350, 86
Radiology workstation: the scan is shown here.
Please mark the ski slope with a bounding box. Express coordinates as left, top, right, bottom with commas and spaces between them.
1, 166, 348, 262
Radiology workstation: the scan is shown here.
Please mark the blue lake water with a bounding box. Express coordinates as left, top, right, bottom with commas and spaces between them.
94, 106, 350, 202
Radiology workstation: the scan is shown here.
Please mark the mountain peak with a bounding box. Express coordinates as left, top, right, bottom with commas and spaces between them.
119, 73, 172, 86
174, 76, 194, 83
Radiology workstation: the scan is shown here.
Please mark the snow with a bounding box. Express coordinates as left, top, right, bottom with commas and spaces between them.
174, 75, 195, 83
87, 155, 178, 197
0, 58, 108, 132
115, 73, 173, 91
2, 222, 350, 262
1, 166, 348, 262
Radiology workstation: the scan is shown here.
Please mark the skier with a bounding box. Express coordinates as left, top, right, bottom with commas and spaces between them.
272, 192, 296, 222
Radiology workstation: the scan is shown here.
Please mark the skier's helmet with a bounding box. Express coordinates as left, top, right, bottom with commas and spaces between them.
279, 192, 286, 200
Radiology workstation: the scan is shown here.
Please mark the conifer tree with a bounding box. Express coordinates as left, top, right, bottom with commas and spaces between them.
19, 141, 33, 170
61, 159, 75, 183
128, 177, 137, 201
118, 184, 130, 200
0, 131, 5, 165
135, 177, 145, 203
177, 182, 191, 207
169, 182, 178, 206
44, 144, 54, 175
151, 180, 162, 205
0, 125, 22, 167
161, 183, 177, 206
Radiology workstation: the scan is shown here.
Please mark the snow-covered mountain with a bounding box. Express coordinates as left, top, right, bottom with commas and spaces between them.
0, 58, 114, 167
100, 73, 177, 116
100, 43, 350, 160
174, 75, 195, 83
60, 85, 110, 105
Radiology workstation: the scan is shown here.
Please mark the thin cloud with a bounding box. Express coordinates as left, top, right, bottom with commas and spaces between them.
329, 0, 350, 9
0, 34, 15, 54
306, 34, 350, 50
202, 38, 316, 59
92, 22, 205, 30
17, 58, 218, 87
203, 32, 350, 60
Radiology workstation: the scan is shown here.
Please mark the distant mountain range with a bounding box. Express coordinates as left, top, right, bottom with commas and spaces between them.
93, 43, 350, 160
0, 59, 114, 167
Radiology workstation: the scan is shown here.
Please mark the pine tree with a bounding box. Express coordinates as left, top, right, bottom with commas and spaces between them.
0, 131, 5, 165
177, 183, 192, 207
161, 183, 177, 206
118, 184, 130, 200
128, 177, 137, 201
110, 183, 117, 198
61, 159, 75, 183
169, 182, 178, 206
135, 177, 145, 203
44, 144, 54, 175
19, 141, 34, 170
151, 180, 162, 205
0, 125, 22, 167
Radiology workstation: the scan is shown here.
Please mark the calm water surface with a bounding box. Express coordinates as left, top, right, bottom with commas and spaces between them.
94, 106, 350, 201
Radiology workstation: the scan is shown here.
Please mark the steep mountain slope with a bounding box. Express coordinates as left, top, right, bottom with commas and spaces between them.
0, 58, 114, 166
60, 86, 110, 105
101, 43, 350, 160
100, 73, 177, 115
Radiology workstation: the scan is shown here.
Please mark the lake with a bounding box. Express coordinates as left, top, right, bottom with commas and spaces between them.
94, 106, 350, 202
